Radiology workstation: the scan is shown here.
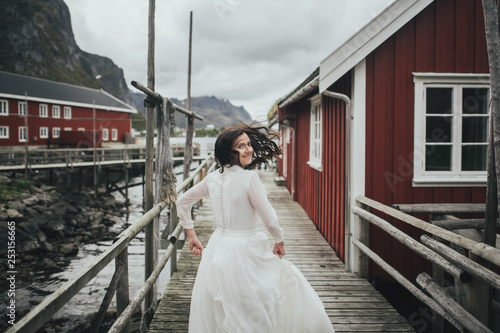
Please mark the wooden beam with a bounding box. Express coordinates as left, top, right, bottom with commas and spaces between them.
393, 203, 486, 214
416, 273, 492, 333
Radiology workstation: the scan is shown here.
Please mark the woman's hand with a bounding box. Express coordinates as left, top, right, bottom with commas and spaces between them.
273, 241, 285, 259
185, 228, 204, 255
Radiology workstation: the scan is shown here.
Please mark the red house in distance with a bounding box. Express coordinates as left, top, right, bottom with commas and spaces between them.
273, 0, 489, 282
0, 71, 136, 149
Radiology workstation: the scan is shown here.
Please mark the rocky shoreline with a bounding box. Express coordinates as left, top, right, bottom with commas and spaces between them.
0, 173, 127, 332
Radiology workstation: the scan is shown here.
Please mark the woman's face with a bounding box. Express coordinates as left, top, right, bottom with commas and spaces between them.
232, 133, 253, 166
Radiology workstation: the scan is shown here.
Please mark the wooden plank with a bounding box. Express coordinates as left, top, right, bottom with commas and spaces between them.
148, 171, 415, 332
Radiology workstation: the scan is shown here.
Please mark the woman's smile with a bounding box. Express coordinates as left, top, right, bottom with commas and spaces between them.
233, 133, 253, 167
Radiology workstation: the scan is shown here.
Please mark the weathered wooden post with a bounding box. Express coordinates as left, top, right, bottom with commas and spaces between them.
183, 11, 195, 188
144, 0, 157, 318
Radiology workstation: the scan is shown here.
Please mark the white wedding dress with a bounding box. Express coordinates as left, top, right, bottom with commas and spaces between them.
177, 166, 334, 333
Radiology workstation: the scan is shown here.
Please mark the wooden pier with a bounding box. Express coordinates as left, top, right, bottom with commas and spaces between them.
149, 170, 415, 332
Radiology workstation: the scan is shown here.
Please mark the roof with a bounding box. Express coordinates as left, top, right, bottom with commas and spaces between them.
319, 0, 434, 92
0, 71, 136, 113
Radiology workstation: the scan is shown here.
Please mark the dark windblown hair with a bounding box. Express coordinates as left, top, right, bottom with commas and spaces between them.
215, 122, 281, 172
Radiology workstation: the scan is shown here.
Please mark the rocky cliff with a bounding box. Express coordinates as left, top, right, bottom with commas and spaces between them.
0, 0, 134, 104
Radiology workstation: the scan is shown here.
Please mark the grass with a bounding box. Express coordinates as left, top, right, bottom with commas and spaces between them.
0, 181, 34, 203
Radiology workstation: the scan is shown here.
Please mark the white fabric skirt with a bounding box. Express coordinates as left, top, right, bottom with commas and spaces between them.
188, 228, 335, 333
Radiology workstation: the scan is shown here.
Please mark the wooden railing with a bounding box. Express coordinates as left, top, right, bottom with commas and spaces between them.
6, 152, 216, 333
353, 196, 500, 333
0, 146, 206, 171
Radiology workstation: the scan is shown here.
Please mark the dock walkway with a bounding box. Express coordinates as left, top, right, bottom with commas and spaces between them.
149, 170, 415, 332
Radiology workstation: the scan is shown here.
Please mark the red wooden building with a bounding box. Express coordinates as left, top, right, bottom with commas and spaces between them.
273, 0, 489, 281
0, 71, 136, 148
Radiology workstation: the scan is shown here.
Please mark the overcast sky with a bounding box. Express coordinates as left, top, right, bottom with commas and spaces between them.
65, 0, 393, 121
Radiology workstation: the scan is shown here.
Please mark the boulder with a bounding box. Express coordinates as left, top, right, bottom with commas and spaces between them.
18, 222, 46, 242
23, 207, 41, 220
44, 219, 65, 233
41, 257, 57, 269
59, 243, 78, 256
65, 205, 79, 214
0, 174, 12, 184
17, 239, 40, 253
22, 196, 39, 206
6, 208, 23, 220
0, 211, 8, 221
32, 205, 47, 214
39, 241, 54, 252
7, 200, 25, 212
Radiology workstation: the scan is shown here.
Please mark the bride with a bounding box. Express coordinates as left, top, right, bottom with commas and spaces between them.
177, 123, 335, 333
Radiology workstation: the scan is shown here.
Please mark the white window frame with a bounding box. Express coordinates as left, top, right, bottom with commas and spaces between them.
78, 127, 85, 131
40, 127, 49, 139
112, 128, 118, 141
0, 126, 9, 139
40, 104, 48, 118
0, 100, 8, 116
64, 127, 72, 131
102, 128, 109, 141
307, 94, 322, 171
52, 127, 60, 138
413, 73, 490, 186
18, 102, 26, 116
19, 127, 27, 142
64, 106, 72, 119
52, 105, 60, 118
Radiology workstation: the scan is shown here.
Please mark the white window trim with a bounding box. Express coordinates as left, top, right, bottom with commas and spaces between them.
307, 94, 322, 171
40, 127, 49, 139
0, 100, 8, 116
52, 105, 60, 118
0, 126, 9, 139
102, 128, 109, 141
19, 127, 27, 142
40, 104, 48, 118
413, 73, 490, 187
18, 102, 26, 116
78, 127, 85, 131
64, 127, 72, 131
52, 127, 60, 138
64, 106, 72, 119
112, 128, 118, 141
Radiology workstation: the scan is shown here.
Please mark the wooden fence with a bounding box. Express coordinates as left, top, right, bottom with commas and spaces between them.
6, 152, 215, 333
353, 196, 500, 333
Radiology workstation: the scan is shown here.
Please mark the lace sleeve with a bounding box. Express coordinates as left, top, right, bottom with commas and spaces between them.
176, 177, 209, 229
248, 172, 284, 243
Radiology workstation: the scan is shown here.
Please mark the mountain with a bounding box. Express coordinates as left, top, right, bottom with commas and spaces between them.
0, 0, 132, 104
0, 0, 253, 129
171, 96, 253, 129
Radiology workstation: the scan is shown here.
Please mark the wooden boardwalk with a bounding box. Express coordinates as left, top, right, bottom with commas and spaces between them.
149, 170, 415, 332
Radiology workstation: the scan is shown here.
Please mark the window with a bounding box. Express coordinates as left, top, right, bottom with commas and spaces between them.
19, 127, 27, 142
64, 107, 71, 119
102, 128, 109, 141
40, 127, 49, 139
308, 94, 322, 171
18, 102, 26, 116
0, 126, 8, 139
0, 100, 8, 116
112, 129, 118, 141
413, 73, 490, 185
52, 106, 60, 118
40, 104, 48, 118
78, 128, 85, 131
64, 127, 72, 131
52, 127, 60, 138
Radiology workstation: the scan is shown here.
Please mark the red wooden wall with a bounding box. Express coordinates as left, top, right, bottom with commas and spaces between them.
0, 98, 132, 147
364, 0, 488, 280
281, 74, 350, 261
